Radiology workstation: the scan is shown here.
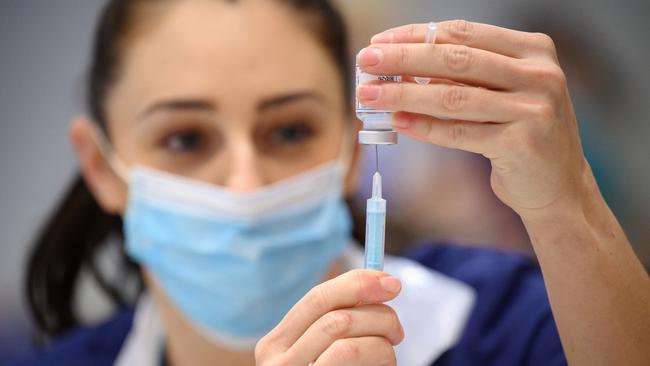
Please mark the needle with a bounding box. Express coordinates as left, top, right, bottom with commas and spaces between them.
375, 145, 379, 172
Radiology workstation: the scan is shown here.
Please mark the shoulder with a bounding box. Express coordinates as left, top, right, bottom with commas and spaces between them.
7, 307, 135, 366
408, 243, 550, 310
407, 243, 567, 366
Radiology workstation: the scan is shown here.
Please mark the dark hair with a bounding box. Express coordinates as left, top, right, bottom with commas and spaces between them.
26, 0, 351, 343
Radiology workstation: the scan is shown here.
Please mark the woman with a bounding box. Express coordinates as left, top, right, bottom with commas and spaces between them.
12, 0, 649, 365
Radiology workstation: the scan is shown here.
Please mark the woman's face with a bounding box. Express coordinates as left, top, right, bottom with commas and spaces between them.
102, 0, 350, 197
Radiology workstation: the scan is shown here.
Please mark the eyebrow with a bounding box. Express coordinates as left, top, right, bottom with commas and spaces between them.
138, 99, 215, 119
257, 91, 325, 111
138, 91, 324, 119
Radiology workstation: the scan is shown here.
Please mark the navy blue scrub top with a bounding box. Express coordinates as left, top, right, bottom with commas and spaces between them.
9, 244, 567, 366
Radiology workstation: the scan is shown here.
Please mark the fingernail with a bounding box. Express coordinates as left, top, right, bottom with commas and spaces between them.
357, 84, 380, 101
356, 47, 383, 67
371, 32, 394, 44
393, 114, 413, 129
380, 276, 401, 293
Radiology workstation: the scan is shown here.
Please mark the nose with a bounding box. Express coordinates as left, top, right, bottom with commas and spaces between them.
224, 138, 266, 192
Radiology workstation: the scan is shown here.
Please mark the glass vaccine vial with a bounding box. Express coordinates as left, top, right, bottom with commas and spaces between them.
355, 64, 401, 145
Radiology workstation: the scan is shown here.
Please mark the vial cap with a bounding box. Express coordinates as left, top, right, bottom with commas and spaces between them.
358, 130, 398, 145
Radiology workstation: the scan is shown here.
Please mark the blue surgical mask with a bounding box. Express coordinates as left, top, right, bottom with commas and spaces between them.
123, 161, 352, 349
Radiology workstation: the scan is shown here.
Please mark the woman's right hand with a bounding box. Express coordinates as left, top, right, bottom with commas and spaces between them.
255, 269, 404, 365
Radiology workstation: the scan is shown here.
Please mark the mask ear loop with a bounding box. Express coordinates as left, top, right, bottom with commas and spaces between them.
88, 123, 131, 183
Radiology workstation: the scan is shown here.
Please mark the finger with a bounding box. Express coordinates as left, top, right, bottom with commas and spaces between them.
392, 112, 504, 156
357, 43, 524, 90
287, 305, 404, 364
264, 270, 401, 350
401, 75, 468, 87
313, 337, 396, 366
357, 82, 526, 123
371, 20, 555, 59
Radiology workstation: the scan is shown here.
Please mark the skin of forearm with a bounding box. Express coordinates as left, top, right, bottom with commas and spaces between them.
522, 167, 650, 366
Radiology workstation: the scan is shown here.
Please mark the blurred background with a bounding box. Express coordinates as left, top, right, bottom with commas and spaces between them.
1, 0, 648, 362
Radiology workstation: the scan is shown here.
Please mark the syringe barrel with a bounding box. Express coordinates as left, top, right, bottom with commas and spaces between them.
364, 197, 386, 271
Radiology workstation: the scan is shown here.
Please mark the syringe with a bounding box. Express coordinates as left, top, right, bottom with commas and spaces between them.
364, 157, 386, 271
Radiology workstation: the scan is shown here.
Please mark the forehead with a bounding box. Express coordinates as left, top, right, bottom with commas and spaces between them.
109, 0, 342, 118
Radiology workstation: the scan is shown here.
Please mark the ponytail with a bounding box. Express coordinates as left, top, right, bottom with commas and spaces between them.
25, 175, 139, 342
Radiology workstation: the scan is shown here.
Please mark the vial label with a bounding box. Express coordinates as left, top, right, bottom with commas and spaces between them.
355, 64, 401, 115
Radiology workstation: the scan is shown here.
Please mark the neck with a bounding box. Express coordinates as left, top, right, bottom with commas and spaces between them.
144, 258, 345, 366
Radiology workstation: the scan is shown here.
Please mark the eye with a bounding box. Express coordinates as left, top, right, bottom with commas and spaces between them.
161, 130, 205, 153
268, 122, 315, 146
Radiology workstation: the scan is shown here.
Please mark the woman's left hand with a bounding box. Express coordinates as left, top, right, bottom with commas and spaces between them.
356, 22, 650, 366
356, 20, 592, 219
